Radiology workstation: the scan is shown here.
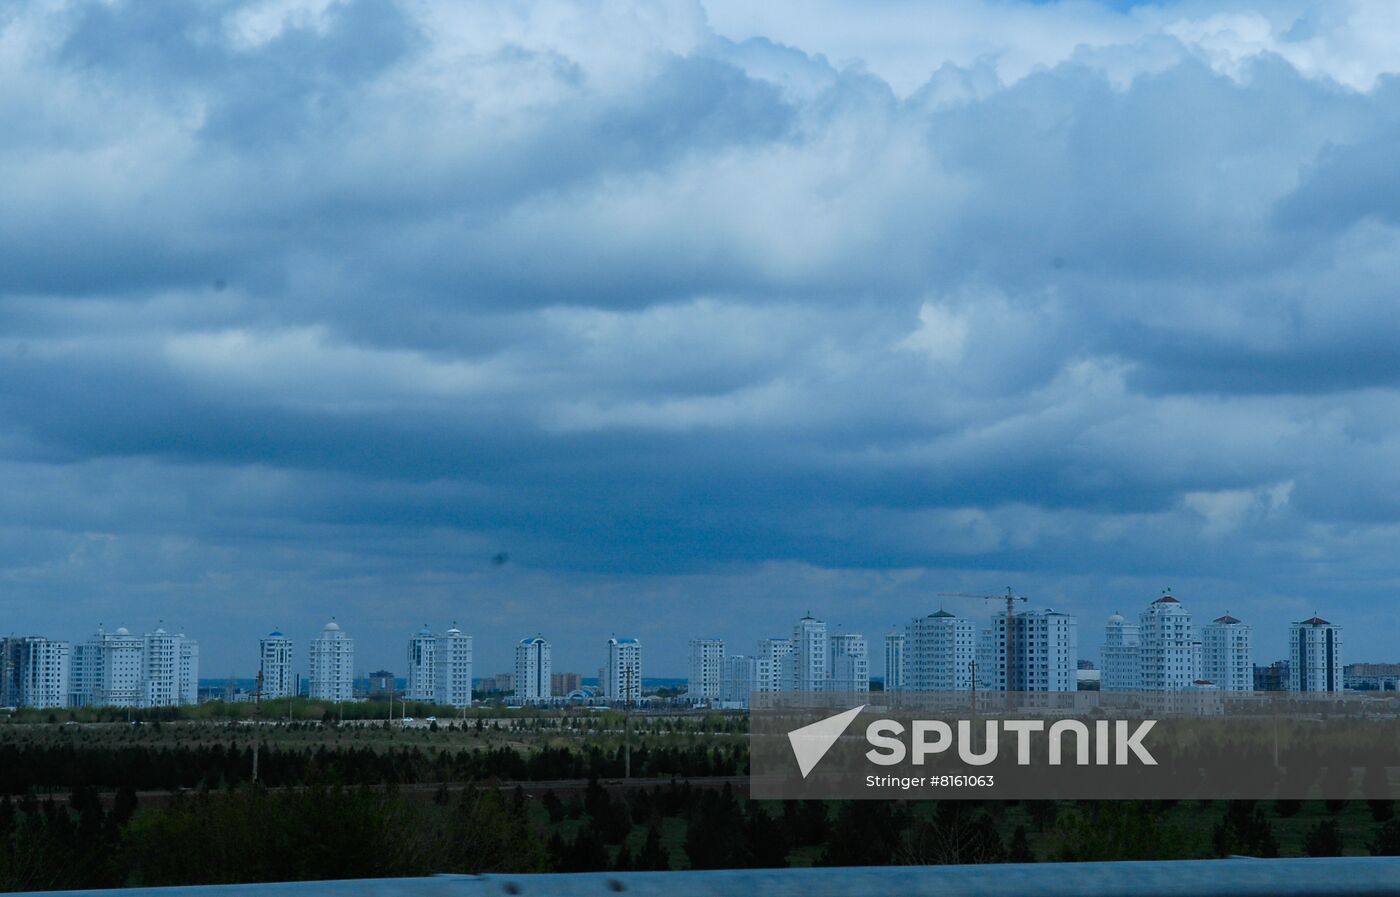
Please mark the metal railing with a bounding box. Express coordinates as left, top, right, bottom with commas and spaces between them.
16, 858, 1400, 897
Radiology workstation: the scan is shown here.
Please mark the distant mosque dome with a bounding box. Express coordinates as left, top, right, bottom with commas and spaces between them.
115, 627, 130, 635
1108, 612, 1125, 623
324, 621, 341, 632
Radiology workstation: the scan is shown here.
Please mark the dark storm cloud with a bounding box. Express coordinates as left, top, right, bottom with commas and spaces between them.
5, 0, 1400, 673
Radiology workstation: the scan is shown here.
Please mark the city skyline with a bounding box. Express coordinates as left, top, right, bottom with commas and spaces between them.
5, 1, 1400, 679
1, 596, 1359, 683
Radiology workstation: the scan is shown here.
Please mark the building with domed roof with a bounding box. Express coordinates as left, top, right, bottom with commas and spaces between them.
1139, 594, 1197, 692
1290, 615, 1342, 693
434, 625, 473, 708
309, 620, 354, 702
142, 627, 198, 707
515, 636, 552, 702
259, 630, 294, 698
1202, 613, 1253, 691
71, 625, 143, 707
606, 635, 643, 703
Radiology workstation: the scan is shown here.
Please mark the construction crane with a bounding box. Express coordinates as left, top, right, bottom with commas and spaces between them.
938, 587, 1029, 710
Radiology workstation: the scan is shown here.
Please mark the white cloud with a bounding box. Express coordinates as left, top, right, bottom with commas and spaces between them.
5, 0, 1400, 669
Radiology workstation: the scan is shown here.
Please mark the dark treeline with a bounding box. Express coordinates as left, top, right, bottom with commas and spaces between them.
0, 740, 747, 794
0, 783, 546, 892
4, 737, 1400, 892
5, 781, 1400, 893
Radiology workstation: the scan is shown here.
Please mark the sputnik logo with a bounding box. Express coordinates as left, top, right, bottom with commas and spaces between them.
787, 705, 865, 778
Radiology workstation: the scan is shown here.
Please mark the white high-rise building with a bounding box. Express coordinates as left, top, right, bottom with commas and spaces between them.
142, 629, 178, 707
606, 636, 642, 703
978, 609, 1077, 692
68, 642, 94, 708
16, 637, 70, 710
792, 615, 828, 692
1202, 614, 1253, 692
406, 626, 437, 702
259, 631, 294, 698
720, 654, 758, 708
883, 632, 906, 692
141, 628, 198, 707
515, 636, 552, 702
907, 610, 977, 692
755, 638, 792, 693
1100, 612, 1141, 692
73, 627, 143, 707
309, 621, 354, 702
688, 638, 725, 702
178, 635, 198, 706
827, 632, 870, 693
434, 626, 473, 708
1290, 616, 1342, 693
1139, 595, 1196, 692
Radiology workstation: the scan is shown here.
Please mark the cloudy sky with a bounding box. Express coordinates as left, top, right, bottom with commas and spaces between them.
4, 0, 1400, 678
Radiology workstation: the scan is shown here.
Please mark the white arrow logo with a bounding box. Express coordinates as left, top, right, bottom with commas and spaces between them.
787, 705, 865, 778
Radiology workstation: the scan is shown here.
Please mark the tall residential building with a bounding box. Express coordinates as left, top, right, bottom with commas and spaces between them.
308, 621, 354, 702
606, 636, 642, 703
1100, 612, 1141, 692
792, 615, 828, 692
515, 637, 552, 702
406, 626, 437, 702
72, 627, 143, 708
828, 632, 870, 693
142, 629, 198, 705
141, 628, 198, 707
978, 609, 1077, 692
68, 641, 93, 708
259, 631, 295, 698
755, 638, 792, 693
1202, 614, 1253, 692
720, 655, 759, 708
1290, 616, 1343, 693
0, 639, 20, 707
1138, 595, 1196, 692
688, 638, 725, 702
907, 610, 977, 692
883, 631, 906, 692
434, 626, 473, 708
16, 637, 71, 709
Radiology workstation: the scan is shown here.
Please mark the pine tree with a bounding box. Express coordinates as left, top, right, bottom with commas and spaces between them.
1370, 820, 1400, 856
1008, 825, 1035, 863
1303, 820, 1343, 857
638, 816, 670, 871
